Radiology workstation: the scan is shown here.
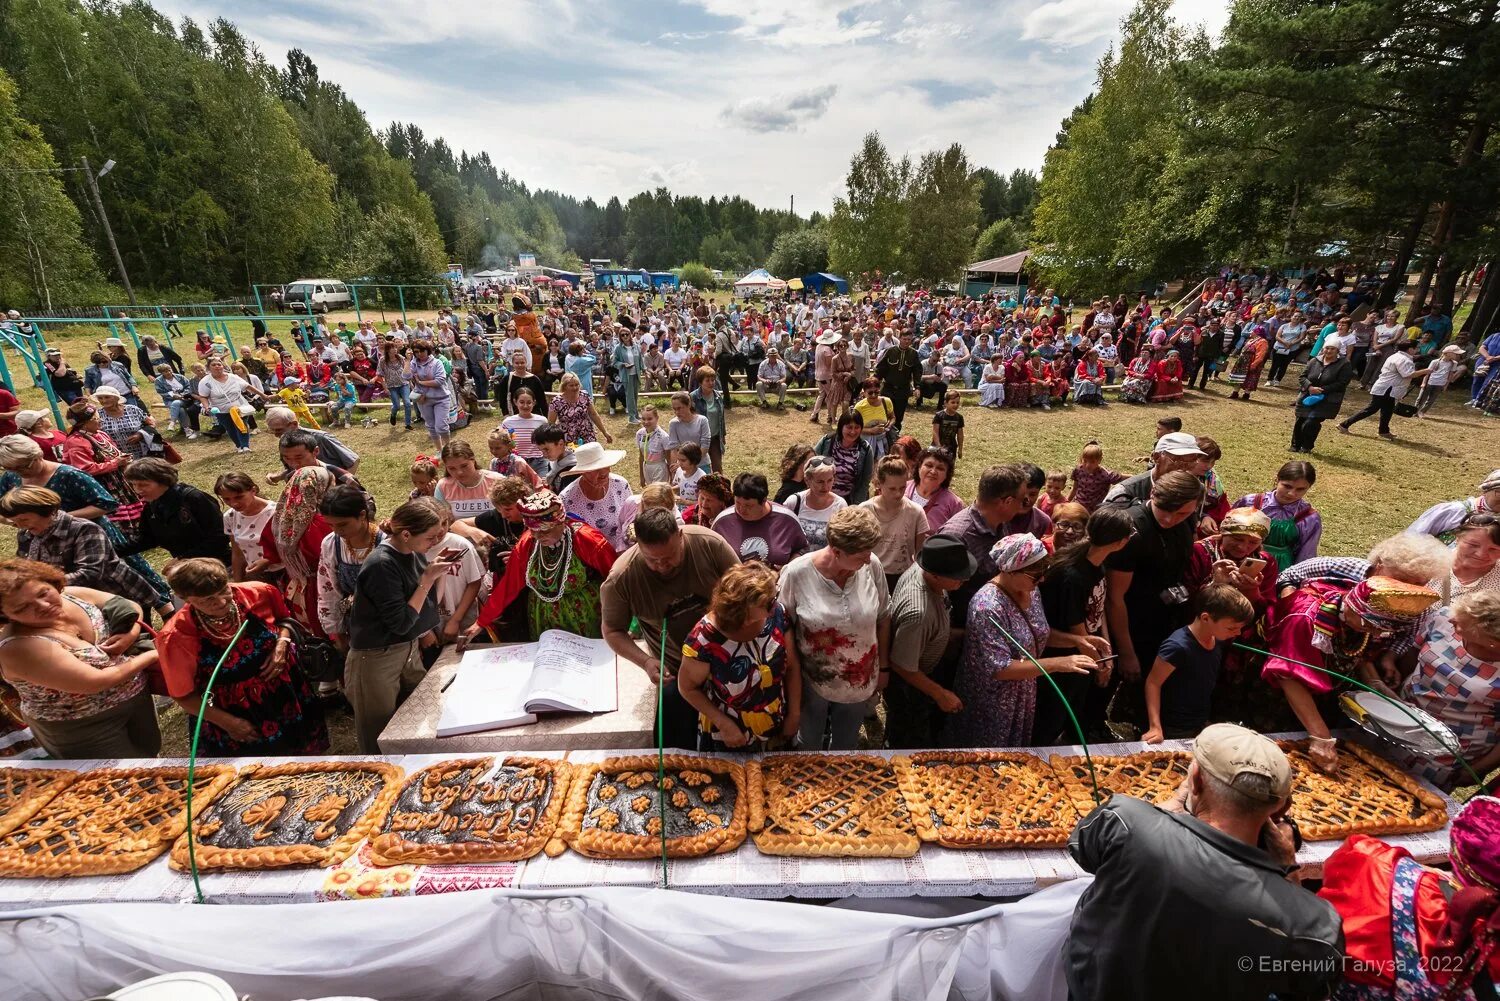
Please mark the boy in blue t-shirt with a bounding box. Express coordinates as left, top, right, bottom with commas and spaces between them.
1143, 584, 1254, 743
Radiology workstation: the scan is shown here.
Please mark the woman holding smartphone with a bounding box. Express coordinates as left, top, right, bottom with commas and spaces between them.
343, 499, 456, 753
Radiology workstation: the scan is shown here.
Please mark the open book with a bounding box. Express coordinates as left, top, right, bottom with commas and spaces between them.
436, 630, 619, 736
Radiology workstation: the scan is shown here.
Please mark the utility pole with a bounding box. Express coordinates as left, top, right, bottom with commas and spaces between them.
80, 156, 136, 305
790, 194, 794, 218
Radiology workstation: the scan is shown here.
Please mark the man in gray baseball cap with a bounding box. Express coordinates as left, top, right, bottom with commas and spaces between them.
1065, 724, 1342, 1001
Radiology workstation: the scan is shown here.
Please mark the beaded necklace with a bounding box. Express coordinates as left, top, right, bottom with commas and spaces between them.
526, 528, 573, 604
194, 596, 243, 642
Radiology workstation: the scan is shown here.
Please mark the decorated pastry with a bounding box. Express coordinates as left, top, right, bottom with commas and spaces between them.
169, 761, 402, 871
1049, 751, 1192, 820
0, 767, 75, 839
1277, 740, 1447, 840
557, 755, 747, 860
747, 754, 919, 858
896, 751, 1075, 848
0, 766, 235, 877
368, 757, 571, 866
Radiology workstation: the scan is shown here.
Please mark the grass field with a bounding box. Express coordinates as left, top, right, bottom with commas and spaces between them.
5, 308, 1495, 558
7, 313, 1496, 758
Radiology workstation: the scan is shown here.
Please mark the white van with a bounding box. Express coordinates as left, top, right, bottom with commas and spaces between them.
284, 278, 353, 314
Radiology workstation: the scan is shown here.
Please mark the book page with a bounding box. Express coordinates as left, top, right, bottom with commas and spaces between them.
524, 631, 618, 713
434, 644, 539, 736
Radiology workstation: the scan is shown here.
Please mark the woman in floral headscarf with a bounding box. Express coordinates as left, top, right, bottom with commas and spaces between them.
256, 465, 336, 634
993, 349, 1023, 409
945, 534, 1103, 747
1319, 795, 1500, 1000
1227, 320, 1271, 401
1149, 349, 1185, 403
1119, 346, 1155, 404
1261, 575, 1440, 772
466, 488, 616, 641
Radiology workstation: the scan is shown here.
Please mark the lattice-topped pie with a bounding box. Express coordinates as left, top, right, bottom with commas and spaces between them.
895, 751, 1075, 848
0, 766, 235, 877
1277, 740, 1447, 841
1049, 752, 1192, 820
368, 756, 572, 866
0, 767, 76, 840
557, 754, 747, 860
170, 761, 402, 871
748, 754, 919, 857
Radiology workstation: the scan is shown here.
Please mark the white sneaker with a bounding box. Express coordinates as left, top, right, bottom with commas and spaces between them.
185, 431, 199, 440
237, 446, 251, 453
165, 422, 179, 433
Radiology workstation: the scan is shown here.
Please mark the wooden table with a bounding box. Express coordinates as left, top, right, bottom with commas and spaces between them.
377, 643, 658, 754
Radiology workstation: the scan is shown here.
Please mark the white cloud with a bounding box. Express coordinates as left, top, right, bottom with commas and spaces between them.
1019, 0, 1133, 49
722, 84, 838, 132
686, 0, 885, 46
143, 0, 1229, 216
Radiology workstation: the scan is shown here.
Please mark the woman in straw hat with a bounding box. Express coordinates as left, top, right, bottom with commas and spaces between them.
558, 441, 632, 553
1261, 574, 1440, 772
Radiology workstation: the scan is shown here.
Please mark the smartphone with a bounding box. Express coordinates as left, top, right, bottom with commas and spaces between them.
1240, 557, 1267, 576
435, 547, 464, 563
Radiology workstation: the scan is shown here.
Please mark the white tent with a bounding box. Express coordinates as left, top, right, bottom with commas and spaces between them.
734, 268, 787, 295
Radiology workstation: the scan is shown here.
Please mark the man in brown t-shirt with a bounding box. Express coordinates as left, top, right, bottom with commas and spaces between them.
601, 510, 739, 748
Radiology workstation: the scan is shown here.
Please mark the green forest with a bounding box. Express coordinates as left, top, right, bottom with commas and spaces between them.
0, 0, 1036, 308
1032, 0, 1500, 318
4, 0, 1496, 326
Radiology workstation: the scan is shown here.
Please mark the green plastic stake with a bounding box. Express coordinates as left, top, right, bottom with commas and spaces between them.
987, 612, 1101, 805
656, 627, 669, 888
184, 619, 249, 904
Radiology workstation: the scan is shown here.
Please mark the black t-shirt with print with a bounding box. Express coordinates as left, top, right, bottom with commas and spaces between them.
933, 410, 964, 453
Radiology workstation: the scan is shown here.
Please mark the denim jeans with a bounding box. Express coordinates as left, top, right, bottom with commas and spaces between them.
388, 383, 414, 427
165, 399, 200, 432
213, 411, 249, 449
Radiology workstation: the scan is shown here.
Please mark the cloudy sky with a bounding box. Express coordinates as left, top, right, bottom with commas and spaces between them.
153, 0, 1230, 214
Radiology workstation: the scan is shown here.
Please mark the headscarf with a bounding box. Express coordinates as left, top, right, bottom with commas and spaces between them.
1218, 508, 1270, 540
519, 488, 567, 533
272, 465, 335, 585
1432, 796, 1500, 994
1342, 575, 1440, 630
1451, 796, 1500, 892
991, 533, 1048, 573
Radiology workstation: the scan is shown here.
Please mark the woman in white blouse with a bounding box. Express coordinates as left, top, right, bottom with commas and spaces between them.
778, 506, 890, 750
198, 356, 265, 453
214, 472, 276, 583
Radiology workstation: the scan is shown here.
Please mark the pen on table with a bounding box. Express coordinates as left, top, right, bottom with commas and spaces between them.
441, 674, 456, 692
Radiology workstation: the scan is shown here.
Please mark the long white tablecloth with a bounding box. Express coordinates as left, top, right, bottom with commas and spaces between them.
0, 734, 1456, 909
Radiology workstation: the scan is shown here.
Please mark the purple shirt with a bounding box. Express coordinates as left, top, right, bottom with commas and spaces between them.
712, 507, 809, 569
904, 482, 966, 534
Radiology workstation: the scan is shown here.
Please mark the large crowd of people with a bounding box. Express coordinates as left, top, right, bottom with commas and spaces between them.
2, 271, 1499, 999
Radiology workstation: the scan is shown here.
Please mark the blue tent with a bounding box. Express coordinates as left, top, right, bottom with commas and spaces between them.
802, 272, 848, 295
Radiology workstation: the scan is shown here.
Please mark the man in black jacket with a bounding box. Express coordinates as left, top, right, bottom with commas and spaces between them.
1067, 724, 1343, 1001
874, 330, 920, 430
